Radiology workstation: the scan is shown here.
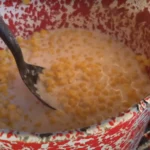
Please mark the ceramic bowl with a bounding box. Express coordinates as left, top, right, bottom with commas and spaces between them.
0, 0, 149, 149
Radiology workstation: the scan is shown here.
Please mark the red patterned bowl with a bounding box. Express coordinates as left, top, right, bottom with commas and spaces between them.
0, 0, 149, 149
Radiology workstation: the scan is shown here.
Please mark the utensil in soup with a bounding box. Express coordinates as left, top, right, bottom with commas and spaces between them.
0, 16, 56, 110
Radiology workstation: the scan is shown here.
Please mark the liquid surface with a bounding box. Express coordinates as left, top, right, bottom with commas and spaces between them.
0, 29, 149, 133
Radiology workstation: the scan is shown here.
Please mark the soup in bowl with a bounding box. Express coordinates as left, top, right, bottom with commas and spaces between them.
0, 0, 149, 149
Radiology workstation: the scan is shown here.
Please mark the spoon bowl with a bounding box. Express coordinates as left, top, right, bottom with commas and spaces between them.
0, 16, 55, 110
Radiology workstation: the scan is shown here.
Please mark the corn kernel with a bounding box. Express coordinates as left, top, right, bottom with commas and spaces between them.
127, 89, 138, 100
46, 87, 53, 93
143, 59, 150, 66
17, 36, 23, 43
98, 97, 106, 103
86, 57, 94, 61
22, 0, 30, 5
7, 104, 16, 110
64, 104, 72, 113
122, 101, 131, 108
34, 122, 41, 128
50, 117, 56, 124
56, 110, 64, 117
40, 29, 48, 36
135, 55, 145, 62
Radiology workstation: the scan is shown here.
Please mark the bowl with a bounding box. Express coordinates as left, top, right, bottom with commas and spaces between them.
0, 0, 149, 149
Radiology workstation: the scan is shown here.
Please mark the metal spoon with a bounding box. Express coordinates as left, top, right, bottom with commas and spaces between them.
0, 16, 55, 110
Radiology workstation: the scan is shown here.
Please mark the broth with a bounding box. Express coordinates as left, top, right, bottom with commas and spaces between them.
0, 29, 149, 132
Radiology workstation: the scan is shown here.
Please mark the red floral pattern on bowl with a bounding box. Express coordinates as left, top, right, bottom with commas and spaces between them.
0, 0, 149, 149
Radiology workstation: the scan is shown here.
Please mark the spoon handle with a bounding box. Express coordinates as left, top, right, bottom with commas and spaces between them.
0, 16, 26, 74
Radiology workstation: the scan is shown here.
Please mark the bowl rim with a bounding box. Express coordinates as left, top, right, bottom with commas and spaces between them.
0, 96, 149, 143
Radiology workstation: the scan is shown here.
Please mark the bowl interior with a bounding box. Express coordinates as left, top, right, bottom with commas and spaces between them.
0, 0, 149, 134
